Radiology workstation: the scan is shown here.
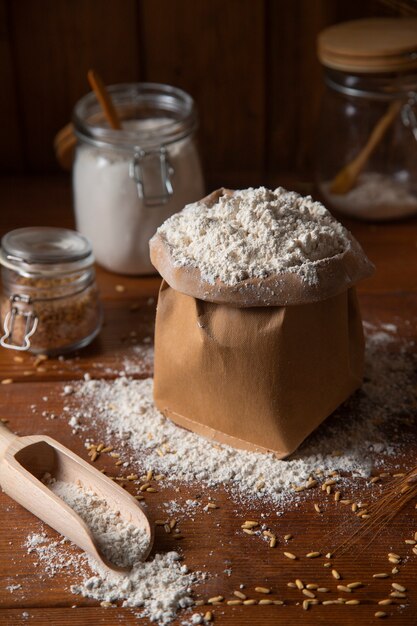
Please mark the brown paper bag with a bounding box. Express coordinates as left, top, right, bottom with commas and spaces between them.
150, 188, 374, 458
153, 281, 365, 458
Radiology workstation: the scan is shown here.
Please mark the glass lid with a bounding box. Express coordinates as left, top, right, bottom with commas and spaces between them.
73, 82, 198, 151
0, 227, 94, 275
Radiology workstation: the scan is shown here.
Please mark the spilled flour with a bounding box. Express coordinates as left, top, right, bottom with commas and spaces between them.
155, 186, 356, 286
65, 325, 416, 504
26, 531, 195, 623
27, 479, 195, 622
22, 322, 417, 623
46, 479, 150, 567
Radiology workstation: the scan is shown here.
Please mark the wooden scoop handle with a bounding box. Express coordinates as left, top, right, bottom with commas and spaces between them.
0, 421, 18, 457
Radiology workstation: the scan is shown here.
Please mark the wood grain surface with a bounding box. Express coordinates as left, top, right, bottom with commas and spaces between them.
7, 0, 140, 174
0, 0, 403, 182
0, 178, 416, 625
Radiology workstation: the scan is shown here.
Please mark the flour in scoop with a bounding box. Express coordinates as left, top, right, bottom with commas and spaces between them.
157, 186, 352, 285
46, 479, 150, 568
38, 479, 195, 622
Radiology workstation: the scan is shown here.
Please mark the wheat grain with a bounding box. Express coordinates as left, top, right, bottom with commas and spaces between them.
345, 600, 360, 605
337, 585, 351, 593
207, 596, 223, 604
233, 590, 247, 600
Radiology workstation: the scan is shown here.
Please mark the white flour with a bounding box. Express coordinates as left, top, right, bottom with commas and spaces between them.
122, 343, 154, 376
47, 479, 150, 568
26, 532, 87, 576
71, 551, 195, 620
156, 186, 353, 286
25, 531, 195, 624
65, 325, 416, 505
20, 323, 417, 623
320, 172, 417, 220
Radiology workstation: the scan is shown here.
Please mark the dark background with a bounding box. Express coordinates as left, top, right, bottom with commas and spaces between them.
0, 0, 414, 189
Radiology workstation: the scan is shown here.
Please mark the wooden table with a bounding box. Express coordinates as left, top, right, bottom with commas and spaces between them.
0, 176, 417, 625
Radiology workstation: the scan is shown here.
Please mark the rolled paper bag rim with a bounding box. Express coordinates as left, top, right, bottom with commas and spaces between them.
149, 188, 375, 308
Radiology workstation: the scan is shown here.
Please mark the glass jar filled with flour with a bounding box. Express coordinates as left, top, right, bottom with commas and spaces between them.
316, 18, 417, 221
72, 83, 205, 274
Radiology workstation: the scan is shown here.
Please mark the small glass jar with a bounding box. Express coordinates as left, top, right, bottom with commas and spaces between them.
316, 18, 417, 221
0, 227, 102, 355
72, 82, 205, 275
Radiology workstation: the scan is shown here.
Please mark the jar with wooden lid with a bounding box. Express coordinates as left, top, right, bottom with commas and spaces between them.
316, 18, 417, 221
0, 227, 102, 355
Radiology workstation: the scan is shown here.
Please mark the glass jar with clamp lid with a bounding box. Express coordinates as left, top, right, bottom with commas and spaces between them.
0, 227, 102, 354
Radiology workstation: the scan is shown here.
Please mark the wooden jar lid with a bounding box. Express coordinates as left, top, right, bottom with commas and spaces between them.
318, 18, 417, 73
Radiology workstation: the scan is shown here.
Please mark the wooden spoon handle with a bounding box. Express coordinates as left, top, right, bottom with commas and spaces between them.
87, 69, 121, 130
54, 71, 121, 170
354, 100, 402, 170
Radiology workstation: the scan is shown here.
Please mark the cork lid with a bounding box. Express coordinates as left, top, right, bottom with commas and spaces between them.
318, 18, 417, 73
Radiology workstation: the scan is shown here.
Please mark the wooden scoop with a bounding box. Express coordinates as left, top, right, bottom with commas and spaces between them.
0, 421, 153, 574
329, 99, 402, 195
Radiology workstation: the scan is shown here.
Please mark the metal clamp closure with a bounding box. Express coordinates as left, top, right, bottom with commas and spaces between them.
129, 147, 174, 206
0, 294, 38, 351
402, 92, 417, 141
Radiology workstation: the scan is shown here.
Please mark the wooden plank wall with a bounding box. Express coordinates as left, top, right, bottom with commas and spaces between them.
0, 0, 405, 186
